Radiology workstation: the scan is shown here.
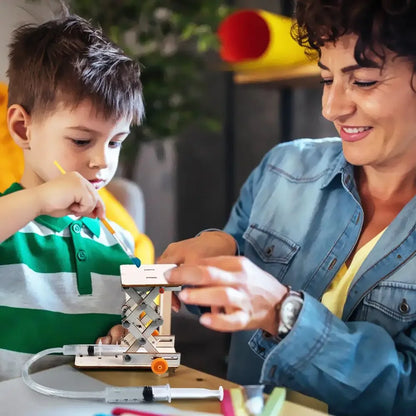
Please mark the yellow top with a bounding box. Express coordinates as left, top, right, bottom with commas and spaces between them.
0, 82, 154, 264
321, 229, 385, 318
287, 228, 385, 413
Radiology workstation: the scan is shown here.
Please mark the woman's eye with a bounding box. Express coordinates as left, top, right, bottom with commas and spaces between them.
354, 80, 377, 87
320, 79, 333, 86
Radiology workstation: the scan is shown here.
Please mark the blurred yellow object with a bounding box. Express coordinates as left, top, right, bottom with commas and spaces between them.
0, 82, 154, 264
0, 83, 24, 189
218, 9, 314, 71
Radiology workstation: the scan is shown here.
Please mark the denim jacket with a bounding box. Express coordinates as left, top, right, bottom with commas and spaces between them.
224, 138, 416, 416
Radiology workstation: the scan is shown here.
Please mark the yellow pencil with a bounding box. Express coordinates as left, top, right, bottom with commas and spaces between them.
54, 160, 66, 175
53, 160, 141, 268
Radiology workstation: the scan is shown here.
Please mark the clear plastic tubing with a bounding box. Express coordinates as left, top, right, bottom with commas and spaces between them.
22, 345, 224, 403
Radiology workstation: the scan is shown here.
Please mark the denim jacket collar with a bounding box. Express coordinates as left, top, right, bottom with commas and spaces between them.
320, 150, 354, 190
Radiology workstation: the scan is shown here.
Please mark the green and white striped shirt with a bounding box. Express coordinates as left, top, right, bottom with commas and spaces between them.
0, 183, 133, 380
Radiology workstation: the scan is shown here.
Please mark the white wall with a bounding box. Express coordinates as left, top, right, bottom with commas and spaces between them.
0, 1, 59, 82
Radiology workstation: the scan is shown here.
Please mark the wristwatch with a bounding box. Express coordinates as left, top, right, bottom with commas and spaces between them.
276, 288, 304, 340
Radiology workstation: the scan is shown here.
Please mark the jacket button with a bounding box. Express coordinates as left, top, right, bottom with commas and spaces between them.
399, 299, 410, 314
77, 250, 87, 261
265, 245, 274, 257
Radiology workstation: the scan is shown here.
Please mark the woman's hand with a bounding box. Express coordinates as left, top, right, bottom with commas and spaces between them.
165, 256, 288, 335
158, 231, 237, 265
158, 231, 237, 312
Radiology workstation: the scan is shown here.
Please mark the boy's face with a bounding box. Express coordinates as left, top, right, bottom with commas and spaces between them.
21, 99, 131, 189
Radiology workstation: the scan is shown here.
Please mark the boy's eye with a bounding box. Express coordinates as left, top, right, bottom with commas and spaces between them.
71, 139, 90, 146
109, 141, 123, 149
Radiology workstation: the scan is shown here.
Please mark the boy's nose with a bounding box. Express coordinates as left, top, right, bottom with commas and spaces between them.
89, 150, 108, 169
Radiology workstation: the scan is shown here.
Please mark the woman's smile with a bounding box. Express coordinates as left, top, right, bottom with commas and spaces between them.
339, 125, 373, 142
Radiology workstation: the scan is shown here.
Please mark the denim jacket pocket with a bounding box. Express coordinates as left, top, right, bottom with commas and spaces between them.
243, 224, 300, 280
362, 281, 416, 337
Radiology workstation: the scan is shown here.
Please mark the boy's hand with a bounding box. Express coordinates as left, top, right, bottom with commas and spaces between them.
35, 172, 105, 218
96, 324, 127, 344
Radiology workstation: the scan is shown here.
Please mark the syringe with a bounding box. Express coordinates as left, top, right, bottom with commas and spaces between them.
63, 343, 127, 357
105, 384, 224, 403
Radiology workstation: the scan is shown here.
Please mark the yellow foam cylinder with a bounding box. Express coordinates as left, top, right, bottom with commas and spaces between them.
218, 9, 312, 70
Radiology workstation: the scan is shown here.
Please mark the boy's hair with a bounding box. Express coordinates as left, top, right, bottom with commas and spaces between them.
293, 0, 416, 70
7, 15, 144, 124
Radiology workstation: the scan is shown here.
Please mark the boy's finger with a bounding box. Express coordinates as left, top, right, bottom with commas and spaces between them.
96, 335, 112, 344
108, 324, 127, 342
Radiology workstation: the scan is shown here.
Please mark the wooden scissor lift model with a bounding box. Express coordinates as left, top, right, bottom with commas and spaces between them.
75, 264, 181, 375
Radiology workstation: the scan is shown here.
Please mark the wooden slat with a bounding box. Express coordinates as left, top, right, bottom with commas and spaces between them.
233, 62, 321, 87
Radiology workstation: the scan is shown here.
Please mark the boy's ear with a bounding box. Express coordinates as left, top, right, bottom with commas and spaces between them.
7, 104, 32, 150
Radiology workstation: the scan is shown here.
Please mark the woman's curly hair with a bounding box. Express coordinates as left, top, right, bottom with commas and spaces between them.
292, 0, 416, 68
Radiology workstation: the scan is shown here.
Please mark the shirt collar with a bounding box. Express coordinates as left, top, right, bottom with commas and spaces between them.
3, 182, 101, 237
320, 150, 355, 189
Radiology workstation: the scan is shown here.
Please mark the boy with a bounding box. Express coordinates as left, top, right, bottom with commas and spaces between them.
0, 14, 144, 380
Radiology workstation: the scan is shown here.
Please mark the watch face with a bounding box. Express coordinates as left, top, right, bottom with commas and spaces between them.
281, 296, 303, 328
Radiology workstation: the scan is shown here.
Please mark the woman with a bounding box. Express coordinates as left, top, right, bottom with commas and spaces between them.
160, 1, 416, 414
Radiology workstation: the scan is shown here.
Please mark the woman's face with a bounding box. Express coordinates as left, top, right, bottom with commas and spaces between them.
320, 34, 416, 171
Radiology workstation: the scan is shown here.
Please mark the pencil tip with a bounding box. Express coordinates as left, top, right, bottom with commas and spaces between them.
131, 257, 141, 268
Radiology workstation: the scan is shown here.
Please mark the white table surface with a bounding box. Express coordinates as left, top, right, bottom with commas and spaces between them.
0, 364, 219, 416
